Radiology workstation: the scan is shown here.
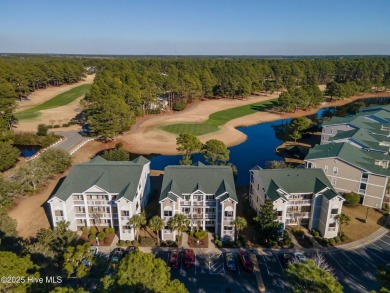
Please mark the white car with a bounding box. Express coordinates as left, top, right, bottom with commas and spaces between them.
293, 252, 307, 262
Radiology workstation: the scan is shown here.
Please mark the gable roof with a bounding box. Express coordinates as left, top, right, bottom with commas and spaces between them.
305, 143, 390, 176
251, 168, 337, 201
159, 164, 237, 202
50, 156, 150, 202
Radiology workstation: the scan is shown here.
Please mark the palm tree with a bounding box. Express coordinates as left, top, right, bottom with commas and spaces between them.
148, 215, 165, 245
128, 211, 146, 242
169, 213, 190, 238
232, 216, 247, 241
334, 213, 350, 236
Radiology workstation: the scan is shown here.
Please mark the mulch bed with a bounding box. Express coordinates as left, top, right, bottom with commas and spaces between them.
187, 233, 208, 248
80, 232, 116, 246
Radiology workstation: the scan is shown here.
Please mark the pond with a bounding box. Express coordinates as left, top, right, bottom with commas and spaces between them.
148, 97, 390, 186
15, 145, 41, 157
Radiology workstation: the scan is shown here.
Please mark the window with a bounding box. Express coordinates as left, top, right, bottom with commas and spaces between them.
205, 220, 215, 225
224, 226, 233, 231
329, 222, 336, 227
182, 207, 190, 214
257, 196, 258, 203
331, 208, 338, 215
224, 211, 233, 217
333, 167, 338, 175
164, 210, 172, 217
331, 178, 337, 186
277, 211, 282, 216
324, 165, 328, 173
330, 129, 334, 134
206, 195, 214, 200
257, 184, 260, 191
206, 208, 215, 213
251, 175, 254, 183
306, 162, 312, 168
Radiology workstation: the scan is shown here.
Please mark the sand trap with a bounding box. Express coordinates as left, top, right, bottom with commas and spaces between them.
121, 91, 390, 155
14, 74, 95, 133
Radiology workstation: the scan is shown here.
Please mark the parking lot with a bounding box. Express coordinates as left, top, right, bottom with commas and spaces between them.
155, 251, 260, 293
153, 233, 390, 293
257, 232, 390, 293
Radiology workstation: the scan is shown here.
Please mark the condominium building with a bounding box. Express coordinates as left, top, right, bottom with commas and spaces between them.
159, 162, 238, 241
47, 156, 151, 241
249, 168, 344, 238
305, 142, 390, 209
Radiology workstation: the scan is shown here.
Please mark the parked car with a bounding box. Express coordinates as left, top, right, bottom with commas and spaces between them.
239, 251, 254, 272
184, 249, 195, 267
110, 248, 125, 264
225, 253, 237, 271
169, 250, 180, 268
293, 252, 307, 263
281, 253, 294, 267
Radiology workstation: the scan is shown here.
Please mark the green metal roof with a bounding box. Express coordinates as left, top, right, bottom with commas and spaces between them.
50, 156, 150, 201
329, 129, 358, 141
159, 164, 237, 202
305, 143, 390, 176
323, 116, 356, 126
251, 168, 337, 201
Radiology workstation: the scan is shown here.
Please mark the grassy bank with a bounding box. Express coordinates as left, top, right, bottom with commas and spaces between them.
16, 84, 91, 121
162, 99, 278, 136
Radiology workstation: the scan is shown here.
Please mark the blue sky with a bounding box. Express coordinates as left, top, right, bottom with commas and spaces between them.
1, 0, 390, 55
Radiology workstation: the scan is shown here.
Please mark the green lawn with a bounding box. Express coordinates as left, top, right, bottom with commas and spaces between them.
16, 84, 91, 121
162, 99, 278, 136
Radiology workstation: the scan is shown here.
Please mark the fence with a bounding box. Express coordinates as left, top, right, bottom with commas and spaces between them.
70, 138, 94, 155
25, 138, 64, 161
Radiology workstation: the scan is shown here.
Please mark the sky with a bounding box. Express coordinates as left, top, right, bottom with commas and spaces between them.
1, 0, 390, 55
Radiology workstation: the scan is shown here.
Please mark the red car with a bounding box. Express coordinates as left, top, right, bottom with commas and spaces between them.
184, 249, 195, 267
239, 251, 254, 272
169, 250, 180, 268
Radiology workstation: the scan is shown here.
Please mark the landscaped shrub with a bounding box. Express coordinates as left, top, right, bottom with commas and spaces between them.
132, 240, 138, 246
173, 100, 187, 111
334, 236, 341, 243
311, 229, 320, 237
383, 203, 390, 213
328, 238, 336, 246
292, 228, 305, 237
216, 240, 222, 247
195, 230, 207, 240
97, 232, 105, 240
270, 241, 278, 247
90, 227, 97, 235
89, 234, 96, 241
82, 226, 89, 234
340, 235, 348, 242
343, 192, 361, 207
190, 230, 195, 237
37, 124, 48, 136
53, 125, 60, 128
104, 227, 110, 234
117, 240, 125, 246
140, 237, 155, 246
125, 240, 131, 245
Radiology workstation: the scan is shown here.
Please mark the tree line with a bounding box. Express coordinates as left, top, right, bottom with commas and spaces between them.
82, 57, 390, 138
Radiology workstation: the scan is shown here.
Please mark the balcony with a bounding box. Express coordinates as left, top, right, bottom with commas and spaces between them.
224, 217, 234, 222
288, 199, 313, 206
361, 177, 368, 183
163, 229, 172, 234
205, 213, 216, 219
277, 216, 283, 221
328, 227, 336, 232
180, 201, 191, 205
122, 229, 131, 234
358, 189, 366, 195
192, 214, 204, 219
86, 200, 109, 206
224, 230, 234, 235
206, 201, 216, 206
285, 212, 310, 219
121, 216, 130, 221
164, 216, 171, 221
192, 201, 203, 206
55, 216, 65, 221
73, 200, 84, 205
75, 213, 86, 218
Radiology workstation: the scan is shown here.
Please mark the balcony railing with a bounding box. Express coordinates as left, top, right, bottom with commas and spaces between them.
288, 200, 312, 206
55, 216, 65, 221
328, 227, 336, 232
224, 217, 234, 222
122, 229, 131, 234
224, 230, 234, 235
73, 200, 84, 205
277, 216, 283, 221
192, 214, 204, 219
206, 201, 216, 206
121, 216, 130, 221
75, 213, 86, 218
285, 212, 310, 219
205, 213, 216, 218
358, 189, 366, 195
180, 201, 191, 205
164, 216, 171, 221
192, 201, 203, 206
163, 229, 172, 234
361, 177, 368, 183
86, 200, 109, 206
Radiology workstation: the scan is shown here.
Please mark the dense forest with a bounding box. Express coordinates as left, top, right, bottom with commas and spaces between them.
83, 57, 390, 138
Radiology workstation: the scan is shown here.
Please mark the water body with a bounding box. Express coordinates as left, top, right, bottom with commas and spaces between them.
149, 97, 390, 186
15, 145, 41, 157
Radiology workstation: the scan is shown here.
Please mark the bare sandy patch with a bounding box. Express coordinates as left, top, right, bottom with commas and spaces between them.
16, 74, 95, 112
121, 91, 390, 155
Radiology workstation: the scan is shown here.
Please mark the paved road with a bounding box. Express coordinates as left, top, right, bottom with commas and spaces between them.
257, 232, 390, 293
54, 130, 85, 151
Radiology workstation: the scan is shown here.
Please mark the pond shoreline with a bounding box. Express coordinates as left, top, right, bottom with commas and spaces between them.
119, 91, 390, 156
